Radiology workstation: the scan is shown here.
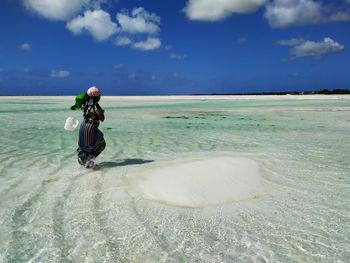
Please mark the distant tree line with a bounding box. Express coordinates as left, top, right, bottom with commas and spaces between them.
193, 89, 350, 96
316, 89, 350, 94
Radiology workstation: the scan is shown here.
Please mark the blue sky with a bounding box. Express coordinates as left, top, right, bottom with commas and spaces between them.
0, 0, 349, 95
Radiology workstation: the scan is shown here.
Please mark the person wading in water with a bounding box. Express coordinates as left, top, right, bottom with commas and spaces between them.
71, 86, 106, 168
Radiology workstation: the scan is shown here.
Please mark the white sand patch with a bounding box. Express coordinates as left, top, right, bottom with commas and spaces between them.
129, 156, 263, 208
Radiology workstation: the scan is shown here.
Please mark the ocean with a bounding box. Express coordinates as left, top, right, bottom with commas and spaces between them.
0, 96, 349, 262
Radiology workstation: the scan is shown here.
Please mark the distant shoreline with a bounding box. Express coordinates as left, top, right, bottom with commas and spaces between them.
192, 89, 350, 96
1, 94, 350, 100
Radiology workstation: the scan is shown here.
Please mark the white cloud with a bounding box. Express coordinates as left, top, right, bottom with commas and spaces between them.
51, 70, 70, 78
276, 38, 305, 46
116, 7, 161, 35
23, 68, 30, 72
19, 43, 32, 51
173, 72, 179, 77
83, 0, 111, 10
290, 38, 344, 58
67, 10, 119, 41
128, 73, 136, 79
265, 0, 322, 28
115, 36, 132, 46
279, 37, 344, 60
113, 64, 125, 70
0, 68, 3, 72
151, 76, 156, 80
164, 45, 172, 51
236, 37, 247, 44
265, 0, 350, 28
23, 0, 113, 21
183, 0, 266, 21
289, 72, 299, 77
328, 12, 350, 22
132, 37, 161, 51
23, 0, 83, 21
170, 53, 187, 59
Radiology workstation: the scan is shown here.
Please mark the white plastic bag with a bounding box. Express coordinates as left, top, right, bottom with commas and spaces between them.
64, 116, 79, 132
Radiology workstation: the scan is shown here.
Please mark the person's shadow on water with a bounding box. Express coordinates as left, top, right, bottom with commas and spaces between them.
98, 158, 154, 169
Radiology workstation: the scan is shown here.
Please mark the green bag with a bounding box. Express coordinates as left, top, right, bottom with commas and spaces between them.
70, 92, 88, 110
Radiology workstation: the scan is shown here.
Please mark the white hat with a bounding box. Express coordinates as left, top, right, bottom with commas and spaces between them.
87, 86, 101, 97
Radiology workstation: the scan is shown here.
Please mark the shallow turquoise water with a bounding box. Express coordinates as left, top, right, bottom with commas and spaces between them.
0, 97, 349, 262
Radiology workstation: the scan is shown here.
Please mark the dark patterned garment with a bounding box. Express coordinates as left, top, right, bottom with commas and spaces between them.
82, 98, 104, 126
77, 97, 105, 163
78, 121, 105, 156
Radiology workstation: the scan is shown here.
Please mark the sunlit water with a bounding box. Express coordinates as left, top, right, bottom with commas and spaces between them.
0, 96, 349, 262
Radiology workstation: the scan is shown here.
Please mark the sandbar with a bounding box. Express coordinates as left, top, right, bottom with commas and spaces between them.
130, 156, 263, 208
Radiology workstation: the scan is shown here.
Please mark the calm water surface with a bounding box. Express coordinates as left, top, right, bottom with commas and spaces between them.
0, 97, 349, 262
